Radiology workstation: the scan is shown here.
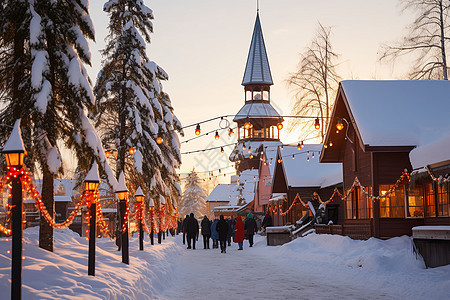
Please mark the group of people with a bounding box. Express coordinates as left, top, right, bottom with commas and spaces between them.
179, 212, 272, 253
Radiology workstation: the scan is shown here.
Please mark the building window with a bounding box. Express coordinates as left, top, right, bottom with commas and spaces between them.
357, 187, 372, 219
345, 189, 354, 219
407, 185, 424, 218
379, 184, 405, 218
437, 183, 449, 217
424, 182, 436, 217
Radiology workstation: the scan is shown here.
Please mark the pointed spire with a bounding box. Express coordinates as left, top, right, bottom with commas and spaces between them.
242, 12, 273, 86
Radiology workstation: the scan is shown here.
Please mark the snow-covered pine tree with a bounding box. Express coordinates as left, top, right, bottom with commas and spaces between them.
94, 0, 183, 212
1, 0, 118, 252
179, 170, 207, 218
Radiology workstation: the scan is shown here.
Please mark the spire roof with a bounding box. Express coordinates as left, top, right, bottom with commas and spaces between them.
242, 13, 273, 86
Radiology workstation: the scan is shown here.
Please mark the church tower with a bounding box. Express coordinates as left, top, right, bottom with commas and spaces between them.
230, 12, 283, 172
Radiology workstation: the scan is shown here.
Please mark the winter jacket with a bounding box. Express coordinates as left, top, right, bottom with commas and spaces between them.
244, 217, 257, 236
182, 216, 189, 233
233, 217, 245, 243
186, 215, 199, 238
201, 217, 211, 236
216, 218, 229, 242
211, 219, 219, 240
262, 214, 273, 228
226, 219, 235, 238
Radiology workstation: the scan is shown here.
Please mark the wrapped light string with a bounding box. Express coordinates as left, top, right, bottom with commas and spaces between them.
0, 203, 12, 236
96, 201, 110, 236
20, 169, 87, 229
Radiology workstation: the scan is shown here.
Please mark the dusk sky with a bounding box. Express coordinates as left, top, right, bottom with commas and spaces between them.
87, 0, 415, 180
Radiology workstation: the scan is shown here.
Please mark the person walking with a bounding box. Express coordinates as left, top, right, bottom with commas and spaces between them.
226, 218, 233, 246
211, 218, 219, 249
234, 216, 245, 250
182, 215, 189, 245
186, 213, 199, 249
201, 215, 211, 249
244, 213, 257, 247
261, 213, 272, 230
216, 215, 229, 253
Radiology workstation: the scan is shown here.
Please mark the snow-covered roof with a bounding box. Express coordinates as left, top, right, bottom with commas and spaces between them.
229, 141, 281, 162
242, 12, 273, 86
35, 179, 80, 198
233, 102, 281, 121
263, 145, 278, 178
2, 119, 26, 153
340, 80, 450, 147
409, 135, 450, 170
206, 170, 258, 207
54, 196, 71, 202
279, 145, 342, 188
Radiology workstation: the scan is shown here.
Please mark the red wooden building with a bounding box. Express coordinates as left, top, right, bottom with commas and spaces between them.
318, 80, 450, 239
270, 145, 343, 226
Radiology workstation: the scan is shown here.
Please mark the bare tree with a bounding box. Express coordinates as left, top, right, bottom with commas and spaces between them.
286, 23, 340, 142
380, 0, 450, 80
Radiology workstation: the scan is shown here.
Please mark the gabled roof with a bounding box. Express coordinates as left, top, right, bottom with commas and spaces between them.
233, 102, 281, 121
322, 80, 450, 162
277, 145, 342, 188
342, 80, 450, 147
242, 13, 273, 86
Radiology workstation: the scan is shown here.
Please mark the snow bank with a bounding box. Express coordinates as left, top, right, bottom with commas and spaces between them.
268, 233, 450, 299
0, 227, 182, 299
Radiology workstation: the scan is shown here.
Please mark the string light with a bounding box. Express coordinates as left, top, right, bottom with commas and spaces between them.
214, 131, 219, 140
329, 141, 333, 147
314, 118, 320, 130
195, 124, 201, 135
336, 118, 344, 131
249, 154, 254, 159
277, 123, 283, 130
156, 137, 163, 144
244, 122, 252, 129
128, 147, 136, 155
242, 144, 246, 150
221, 147, 224, 153
228, 128, 234, 136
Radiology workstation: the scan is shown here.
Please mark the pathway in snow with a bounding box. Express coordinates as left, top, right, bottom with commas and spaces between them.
158, 235, 397, 300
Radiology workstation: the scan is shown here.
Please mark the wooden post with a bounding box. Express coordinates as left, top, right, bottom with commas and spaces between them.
139, 220, 144, 251
88, 201, 96, 276
11, 175, 22, 300
119, 200, 129, 264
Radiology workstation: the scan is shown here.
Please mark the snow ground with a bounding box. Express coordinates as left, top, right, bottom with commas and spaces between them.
1, 228, 449, 299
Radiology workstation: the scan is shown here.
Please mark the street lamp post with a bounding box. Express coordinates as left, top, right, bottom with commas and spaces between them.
134, 187, 144, 251
158, 197, 165, 244
3, 119, 26, 300
85, 161, 100, 276
149, 198, 154, 245
116, 172, 129, 264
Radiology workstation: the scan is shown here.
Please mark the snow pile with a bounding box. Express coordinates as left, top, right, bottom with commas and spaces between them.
269, 233, 450, 299
0, 227, 182, 299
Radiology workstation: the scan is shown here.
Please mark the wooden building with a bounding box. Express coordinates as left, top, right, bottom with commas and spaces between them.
318, 80, 450, 239
270, 145, 343, 226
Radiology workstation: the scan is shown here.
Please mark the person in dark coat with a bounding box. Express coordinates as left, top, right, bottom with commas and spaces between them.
216, 215, 229, 253
210, 219, 219, 249
234, 216, 245, 250
201, 215, 211, 249
261, 213, 272, 230
186, 213, 199, 249
226, 218, 233, 246
182, 215, 189, 245
244, 213, 257, 247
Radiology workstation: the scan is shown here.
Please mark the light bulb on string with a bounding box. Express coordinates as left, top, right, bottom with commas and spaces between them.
156, 137, 163, 144
292, 155, 295, 160
248, 146, 251, 153
307, 156, 310, 162
195, 124, 201, 135
242, 144, 246, 150
214, 131, 219, 140
277, 122, 283, 130
297, 143, 301, 150
314, 118, 320, 130
220, 147, 224, 153
228, 128, 234, 136
312, 152, 315, 159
